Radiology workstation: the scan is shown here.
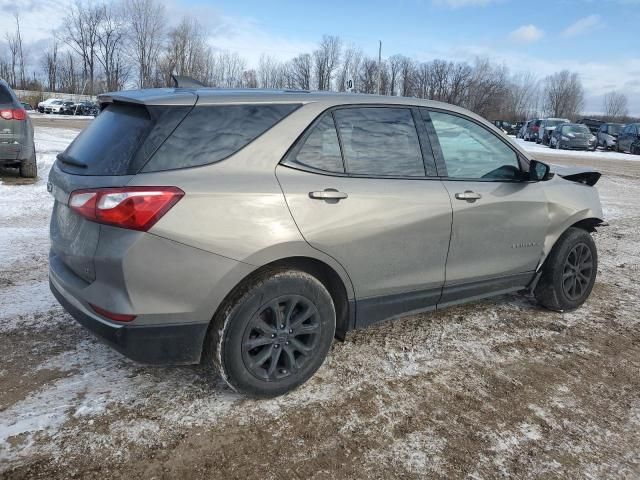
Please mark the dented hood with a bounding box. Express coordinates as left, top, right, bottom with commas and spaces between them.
549, 164, 601, 186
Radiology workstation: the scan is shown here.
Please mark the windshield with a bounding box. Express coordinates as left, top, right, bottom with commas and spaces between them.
546, 120, 567, 127
563, 125, 590, 134
608, 124, 622, 134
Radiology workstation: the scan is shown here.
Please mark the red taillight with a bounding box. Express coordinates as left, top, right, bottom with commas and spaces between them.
69, 187, 184, 231
532, 125, 539, 132
90, 304, 136, 322
0, 108, 27, 120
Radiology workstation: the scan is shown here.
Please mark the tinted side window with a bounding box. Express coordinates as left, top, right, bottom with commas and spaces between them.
428, 111, 520, 180
144, 104, 300, 172
333, 107, 425, 177
291, 114, 344, 173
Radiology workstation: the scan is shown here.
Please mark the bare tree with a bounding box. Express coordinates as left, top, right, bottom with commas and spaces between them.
126, 0, 165, 88
290, 53, 312, 90
5, 31, 19, 87
505, 71, 539, 121
465, 58, 509, 119
258, 54, 285, 88
60, 0, 103, 94
398, 56, 415, 97
97, 2, 128, 91
542, 70, 584, 119
162, 16, 209, 85
14, 13, 26, 88
313, 35, 341, 90
602, 91, 628, 121
41, 41, 59, 91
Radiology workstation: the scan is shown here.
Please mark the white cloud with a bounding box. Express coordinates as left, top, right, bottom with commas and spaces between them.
508, 25, 544, 43
432, 0, 502, 7
562, 15, 603, 37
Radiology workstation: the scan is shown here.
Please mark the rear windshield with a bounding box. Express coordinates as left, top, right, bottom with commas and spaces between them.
58, 103, 152, 175
564, 125, 590, 134
142, 104, 300, 172
546, 120, 566, 127
0, 86, 14, 105
534, 120, 542, 126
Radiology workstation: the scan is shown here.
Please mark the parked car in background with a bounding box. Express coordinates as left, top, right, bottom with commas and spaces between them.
59, 101, 77, 115
550, 123, 597, 151
577, 118, 604, 135
596, 123, 624, 150
524, 119, 542, 141
616, 123, 640, 154
74, 101, 99, 116
21, 102, 34, 111
513, 121, 525, 137
37, 97, 62, 113
48, 86, 604, 397
493, 120, 517, 135
0, 79, 37, 177
538, 118, 570, 145
44, 100, 65, 114
517, 120, 530, 139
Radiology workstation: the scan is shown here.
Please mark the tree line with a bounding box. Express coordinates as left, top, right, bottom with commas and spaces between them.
1, 0, 632, 122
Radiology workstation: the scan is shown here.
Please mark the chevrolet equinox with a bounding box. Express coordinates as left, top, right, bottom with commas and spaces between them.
49, 86, 604, 397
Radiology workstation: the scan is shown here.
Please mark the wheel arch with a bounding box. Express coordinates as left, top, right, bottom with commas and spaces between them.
205, 255, 354, 354
538, 215, 604, 272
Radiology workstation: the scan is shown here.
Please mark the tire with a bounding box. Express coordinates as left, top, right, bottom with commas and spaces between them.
205, 268, 336, 397
535, 227, 598, 312
19, 153, 37, 178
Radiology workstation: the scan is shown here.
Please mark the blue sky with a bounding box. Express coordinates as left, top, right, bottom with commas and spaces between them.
185, 0, 640, 114
2, 0, 638, 114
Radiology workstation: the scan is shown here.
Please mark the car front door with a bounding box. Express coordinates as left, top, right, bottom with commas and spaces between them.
276, 106, 453, 327
422, 109, 548, 305
620, 125, 633, 152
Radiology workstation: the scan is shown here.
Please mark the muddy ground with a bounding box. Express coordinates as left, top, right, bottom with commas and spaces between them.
1, 123, 639, 479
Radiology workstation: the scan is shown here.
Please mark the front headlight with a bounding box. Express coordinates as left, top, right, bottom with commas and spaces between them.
590, 136, 596, 142
562, 136, 570, 141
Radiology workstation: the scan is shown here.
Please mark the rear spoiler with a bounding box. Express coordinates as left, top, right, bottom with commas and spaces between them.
98, 89, 198, 109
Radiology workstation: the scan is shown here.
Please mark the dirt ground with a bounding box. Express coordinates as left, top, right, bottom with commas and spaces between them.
1, 122, 639, 479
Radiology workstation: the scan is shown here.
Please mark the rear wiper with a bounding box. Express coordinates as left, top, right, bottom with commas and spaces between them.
57, 153, 87, 168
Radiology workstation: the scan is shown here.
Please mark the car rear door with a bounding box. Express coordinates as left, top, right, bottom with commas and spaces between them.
276, 106, 452, 327
421, 108, 548, 305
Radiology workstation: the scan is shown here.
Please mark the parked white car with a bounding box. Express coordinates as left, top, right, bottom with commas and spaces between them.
37, 98, 63, 113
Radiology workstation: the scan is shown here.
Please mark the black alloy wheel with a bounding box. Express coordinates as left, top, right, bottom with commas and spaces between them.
562, 243, 594, 301
241, 295, 321, 381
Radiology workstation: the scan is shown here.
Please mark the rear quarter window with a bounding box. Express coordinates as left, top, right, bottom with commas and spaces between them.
142, 103, 300, 172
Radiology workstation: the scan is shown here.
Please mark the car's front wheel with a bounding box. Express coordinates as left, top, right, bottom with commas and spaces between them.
205, 268, 336, 397
535, 227, 598, 312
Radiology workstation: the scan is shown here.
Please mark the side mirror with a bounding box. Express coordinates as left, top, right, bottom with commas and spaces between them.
529, 159, 551, 181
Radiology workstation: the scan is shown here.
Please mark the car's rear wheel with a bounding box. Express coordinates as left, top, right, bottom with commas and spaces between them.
205, 268, 336, 397
535, 227, 598, 312
19, 153, 37, 178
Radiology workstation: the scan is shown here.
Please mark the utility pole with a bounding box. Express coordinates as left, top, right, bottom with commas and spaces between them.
377, 40, 382, 95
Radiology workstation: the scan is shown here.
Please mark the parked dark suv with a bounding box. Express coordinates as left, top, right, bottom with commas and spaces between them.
0, 79, 36, 177
49, 86, 604, 397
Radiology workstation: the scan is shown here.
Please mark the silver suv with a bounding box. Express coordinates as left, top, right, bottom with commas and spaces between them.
0, 79, 36, 177
49, 87, 605, 397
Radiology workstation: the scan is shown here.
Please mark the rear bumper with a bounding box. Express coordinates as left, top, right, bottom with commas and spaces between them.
50, 276, 209, 365
0, 142, 22, 161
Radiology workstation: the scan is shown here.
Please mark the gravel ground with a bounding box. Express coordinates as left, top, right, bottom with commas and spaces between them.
1, 122, 639, 479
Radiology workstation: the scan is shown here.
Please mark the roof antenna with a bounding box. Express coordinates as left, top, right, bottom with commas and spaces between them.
171, 74, 206, 88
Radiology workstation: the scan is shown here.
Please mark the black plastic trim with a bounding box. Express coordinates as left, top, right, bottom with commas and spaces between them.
51, 279, 208, 365
439, 272, 535, 305
356, 287, 442, 328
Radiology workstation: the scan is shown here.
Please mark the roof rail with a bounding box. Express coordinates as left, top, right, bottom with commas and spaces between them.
171, 74, 206, 88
